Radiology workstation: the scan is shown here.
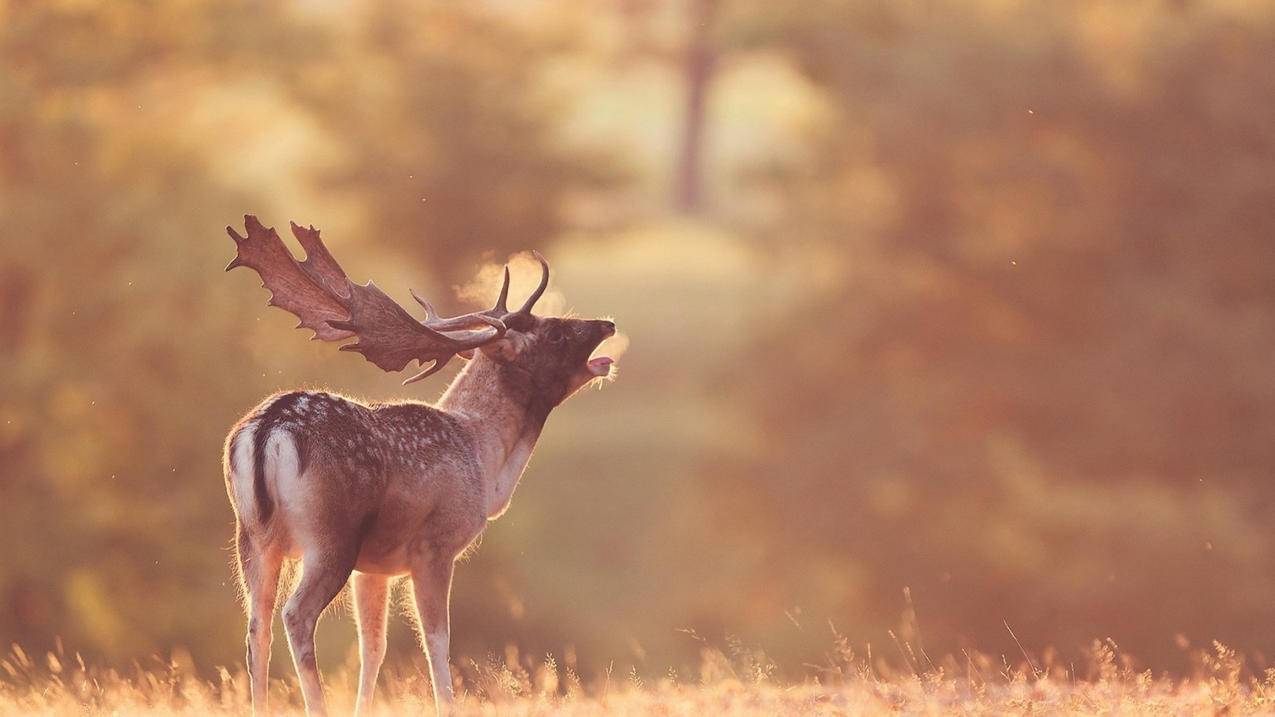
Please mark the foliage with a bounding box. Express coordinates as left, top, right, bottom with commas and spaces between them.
709, 0, 1275, 668
0, 0, 616, 668
2, 0, 1274, 687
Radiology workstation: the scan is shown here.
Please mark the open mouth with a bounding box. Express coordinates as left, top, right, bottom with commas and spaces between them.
586, 355, 614, 377
586, 324, 620, 378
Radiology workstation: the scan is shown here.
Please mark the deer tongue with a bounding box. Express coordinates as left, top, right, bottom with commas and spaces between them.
587, 356, 613, 377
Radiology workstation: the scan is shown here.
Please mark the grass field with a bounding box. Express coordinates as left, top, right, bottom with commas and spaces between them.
3, 639, 1272, 716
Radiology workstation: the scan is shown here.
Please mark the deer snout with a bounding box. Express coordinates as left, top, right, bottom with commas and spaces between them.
597, 320, 616, 337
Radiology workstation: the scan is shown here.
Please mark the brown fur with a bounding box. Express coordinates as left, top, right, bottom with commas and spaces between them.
224, 316, 615, 716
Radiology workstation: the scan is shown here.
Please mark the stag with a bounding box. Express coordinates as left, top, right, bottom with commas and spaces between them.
221, 216, 616, 716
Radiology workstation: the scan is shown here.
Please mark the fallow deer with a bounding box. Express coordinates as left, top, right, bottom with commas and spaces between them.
221, 215, 617, 716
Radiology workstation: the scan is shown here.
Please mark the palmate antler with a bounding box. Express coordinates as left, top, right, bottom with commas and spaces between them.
225, 215, 549, 384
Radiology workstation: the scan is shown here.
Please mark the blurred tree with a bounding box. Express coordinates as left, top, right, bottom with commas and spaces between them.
293, 1, 623, 285
0, 0, 313, 661
707, 0, 1275, 668
673, 0, 719, 212
0, 0, 624, 670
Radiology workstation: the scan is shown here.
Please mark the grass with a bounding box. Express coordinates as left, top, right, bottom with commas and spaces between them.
3, 637, 1274, 715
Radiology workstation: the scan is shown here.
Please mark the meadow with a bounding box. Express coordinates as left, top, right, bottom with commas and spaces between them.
2, 638, 1270, 716
6, 3, 1275, 715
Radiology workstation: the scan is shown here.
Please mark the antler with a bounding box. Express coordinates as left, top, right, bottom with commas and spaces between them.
420, 251, 550, 331
226, 215, 517, 384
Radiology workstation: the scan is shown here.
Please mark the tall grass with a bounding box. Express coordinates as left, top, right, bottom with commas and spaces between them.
3, 636, 1274, 715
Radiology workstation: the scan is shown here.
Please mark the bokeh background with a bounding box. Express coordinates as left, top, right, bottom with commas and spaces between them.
3, 0, 1275, 680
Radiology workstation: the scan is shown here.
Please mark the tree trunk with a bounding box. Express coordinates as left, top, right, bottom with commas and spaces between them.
673, 0, 718, 213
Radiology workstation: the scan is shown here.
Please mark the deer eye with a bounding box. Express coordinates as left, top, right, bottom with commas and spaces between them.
545, 326, 566, 343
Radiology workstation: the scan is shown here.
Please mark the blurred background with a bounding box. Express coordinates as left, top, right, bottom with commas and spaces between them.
3, 0, 1275, 680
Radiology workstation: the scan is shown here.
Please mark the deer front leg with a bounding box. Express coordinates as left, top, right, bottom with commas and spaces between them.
410, 552, 456, 712
352, 572, 390, 717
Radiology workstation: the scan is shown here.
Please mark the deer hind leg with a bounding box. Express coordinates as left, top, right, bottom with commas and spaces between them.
352, 572, 390, 717
281, 548, 357, 717
236, 524, 283, 717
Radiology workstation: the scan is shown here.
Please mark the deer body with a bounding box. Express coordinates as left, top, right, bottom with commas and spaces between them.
220, 216, 616, 716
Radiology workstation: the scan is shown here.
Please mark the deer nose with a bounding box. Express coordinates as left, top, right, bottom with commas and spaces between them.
598, 320, 616, 337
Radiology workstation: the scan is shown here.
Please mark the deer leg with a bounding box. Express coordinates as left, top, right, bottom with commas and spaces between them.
352, 572, 390, 717
281, 550, 356, 717
236, 524, 283, 717
410, 553, 457, 712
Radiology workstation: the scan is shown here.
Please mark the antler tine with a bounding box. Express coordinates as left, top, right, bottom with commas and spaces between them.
224, 226, 246, 268
468, 313, 508, 333
402, 356, 452, 385
409, 254, 540, 332
443, 315, 509, 347
399, 314, 509, 385
492, 266, 511, 314
409, 288, 440, 321
513, 251, 550, 315
412, 267, 512, 332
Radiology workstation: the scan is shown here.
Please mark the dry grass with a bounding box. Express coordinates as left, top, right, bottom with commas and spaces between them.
4, 637, 1275, 716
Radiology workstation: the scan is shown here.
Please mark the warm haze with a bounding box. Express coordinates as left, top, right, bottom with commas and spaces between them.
3, 0, 1275, 715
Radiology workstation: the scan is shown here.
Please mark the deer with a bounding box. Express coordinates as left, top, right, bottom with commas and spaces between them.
220, 215, 617, 716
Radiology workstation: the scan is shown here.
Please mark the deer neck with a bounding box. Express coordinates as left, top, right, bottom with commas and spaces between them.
438, 353, 552, 519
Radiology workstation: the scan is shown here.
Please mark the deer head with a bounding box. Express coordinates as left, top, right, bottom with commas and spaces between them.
225, 215, 616, 394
